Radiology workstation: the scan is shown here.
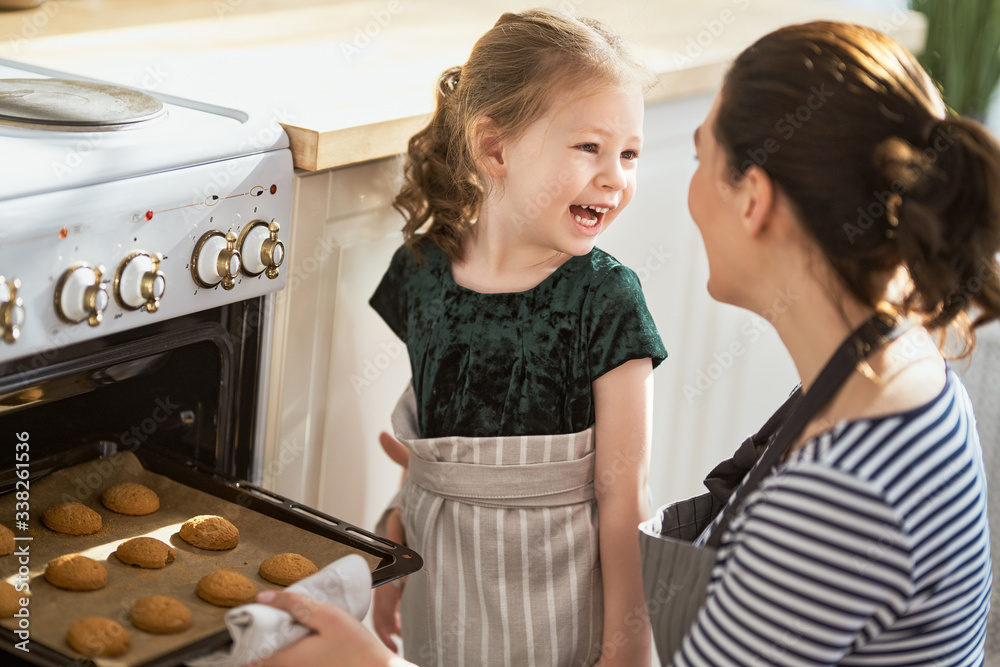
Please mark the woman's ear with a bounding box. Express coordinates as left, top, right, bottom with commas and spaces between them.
740, 165, 775, 238
473, 117, 505, 178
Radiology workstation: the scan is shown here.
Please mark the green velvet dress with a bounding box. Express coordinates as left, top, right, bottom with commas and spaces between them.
370, 240, 667, 439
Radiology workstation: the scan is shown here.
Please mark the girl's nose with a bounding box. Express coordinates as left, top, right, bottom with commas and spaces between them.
597, 156, 628, 191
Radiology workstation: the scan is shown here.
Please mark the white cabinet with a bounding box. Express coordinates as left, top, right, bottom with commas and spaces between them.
261, 158, 411, 531
262, 93, 797, 531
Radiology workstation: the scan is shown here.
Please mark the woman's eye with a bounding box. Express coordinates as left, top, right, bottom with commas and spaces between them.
621, 149, 639, 160
692, 153, 700, 162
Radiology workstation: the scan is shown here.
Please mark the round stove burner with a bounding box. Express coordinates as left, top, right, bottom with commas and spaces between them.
0, 78, 166, 131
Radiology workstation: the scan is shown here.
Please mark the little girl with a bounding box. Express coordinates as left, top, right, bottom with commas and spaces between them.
370, 9, 666, 666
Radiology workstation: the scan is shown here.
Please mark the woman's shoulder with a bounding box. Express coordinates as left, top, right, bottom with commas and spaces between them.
781, 367, 979, 506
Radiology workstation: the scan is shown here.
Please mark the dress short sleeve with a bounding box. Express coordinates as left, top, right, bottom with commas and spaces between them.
369, 245, 412, 343
585, 265, 667, 381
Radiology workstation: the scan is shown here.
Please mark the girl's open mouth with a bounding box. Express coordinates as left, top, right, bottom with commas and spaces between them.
569, 204, 609, 233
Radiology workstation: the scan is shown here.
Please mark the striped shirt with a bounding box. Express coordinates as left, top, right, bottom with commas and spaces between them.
672, 368, 992, 666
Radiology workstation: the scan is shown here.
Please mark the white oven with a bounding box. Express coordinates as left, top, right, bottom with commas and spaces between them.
0, 59, 420, 667
0, 57, 291, 371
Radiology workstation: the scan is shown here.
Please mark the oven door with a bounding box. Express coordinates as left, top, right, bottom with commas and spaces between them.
0, 301, 421, 666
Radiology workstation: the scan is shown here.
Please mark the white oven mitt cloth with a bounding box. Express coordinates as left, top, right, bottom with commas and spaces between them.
186, 554, 372, 667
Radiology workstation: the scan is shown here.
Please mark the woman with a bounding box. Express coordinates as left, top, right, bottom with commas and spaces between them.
650, 20, 994, 666
255, 20, 996, 666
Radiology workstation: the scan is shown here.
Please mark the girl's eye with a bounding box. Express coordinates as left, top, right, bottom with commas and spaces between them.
621, 150, 639, 160
692, 153, 700, 162
577, 143, 598, 153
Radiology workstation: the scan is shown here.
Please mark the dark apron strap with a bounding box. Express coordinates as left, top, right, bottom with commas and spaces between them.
705, 311, 906, 548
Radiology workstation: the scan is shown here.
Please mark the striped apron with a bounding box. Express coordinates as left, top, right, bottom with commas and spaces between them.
390, 386, 603, 667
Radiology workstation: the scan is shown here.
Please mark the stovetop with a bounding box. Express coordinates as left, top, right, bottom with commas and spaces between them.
0, 58, 289, 200
0, 58, 293, 366
0, 77, 167, 129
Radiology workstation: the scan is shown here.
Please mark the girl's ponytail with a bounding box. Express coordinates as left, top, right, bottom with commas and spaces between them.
393, 65, 479, 262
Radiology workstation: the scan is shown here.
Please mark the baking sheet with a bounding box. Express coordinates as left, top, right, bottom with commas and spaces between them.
0, 451, 380, 666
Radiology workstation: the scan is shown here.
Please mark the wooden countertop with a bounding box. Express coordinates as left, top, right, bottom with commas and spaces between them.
0, 0, 925, 171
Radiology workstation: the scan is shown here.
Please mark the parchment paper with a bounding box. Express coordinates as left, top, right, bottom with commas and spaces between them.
0, 452, 379, 666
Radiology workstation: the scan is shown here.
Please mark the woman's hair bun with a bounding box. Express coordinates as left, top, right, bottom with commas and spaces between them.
873, 135, 936, 194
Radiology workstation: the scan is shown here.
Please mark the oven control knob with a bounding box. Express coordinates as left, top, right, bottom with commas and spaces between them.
238, 220, 285, 279
55, 264, 108, 327
0, 276, 25, 343
192, 231, 241, 291
115, 252, 166, 313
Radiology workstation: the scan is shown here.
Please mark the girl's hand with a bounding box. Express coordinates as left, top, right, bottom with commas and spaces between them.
379, 431, 410, 472
253, 590, 411, 667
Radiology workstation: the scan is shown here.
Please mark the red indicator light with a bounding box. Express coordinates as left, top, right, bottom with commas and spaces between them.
269, 184, 277, 195
145, 210, 154, 221
59, 227, 68, 239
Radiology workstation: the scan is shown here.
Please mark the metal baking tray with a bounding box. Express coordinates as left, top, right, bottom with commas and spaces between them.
0, 444, 421, 667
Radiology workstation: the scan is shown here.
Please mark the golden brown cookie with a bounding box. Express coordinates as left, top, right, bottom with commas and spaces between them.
42, 502, 102, 535
0, 524, 13, 556
0, 580, 27, 618
101, 482, 160, 516
259, 553, 319, 586
44, 554, 108, 591
129, 595, 193, 634
196, 570, 257, 607
179, 515, 239, 550
115, 537, 176, 569
66, 617, 130, 657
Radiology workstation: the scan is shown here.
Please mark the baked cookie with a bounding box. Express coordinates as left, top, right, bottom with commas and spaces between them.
259, 553, 319, 586
66, 617, 130, 657
196, 570, 257, 607
101, 482, 160, 516
44, 554, 108, 591
0, 524, 13, 556
42, 502, 102, 535
115, 537, 176, 569
0, 580, 27, 618
179, 515, 239, 550
129, 595, 192, 634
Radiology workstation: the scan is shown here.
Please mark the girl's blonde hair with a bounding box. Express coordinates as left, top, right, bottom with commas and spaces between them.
393, 8, 654, 262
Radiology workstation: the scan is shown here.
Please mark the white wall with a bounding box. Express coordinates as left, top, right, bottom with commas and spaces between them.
601, 95, 797, 509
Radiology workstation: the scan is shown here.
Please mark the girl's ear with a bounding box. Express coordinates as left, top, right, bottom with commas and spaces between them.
473, 116, 505, 178
740, 165, 775, 238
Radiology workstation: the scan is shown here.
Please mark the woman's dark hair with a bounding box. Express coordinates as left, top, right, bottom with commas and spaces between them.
716, 21, 1000, 350
392, 8, 653, 263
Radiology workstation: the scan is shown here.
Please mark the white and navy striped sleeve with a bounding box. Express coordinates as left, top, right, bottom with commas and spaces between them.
670, 373, 991, 666
673, 462, 911, 665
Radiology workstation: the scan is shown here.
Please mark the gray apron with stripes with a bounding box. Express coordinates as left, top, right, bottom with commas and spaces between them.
639, 313, 901, 665
638, 496, 720, 665
391, 386, 604, 667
